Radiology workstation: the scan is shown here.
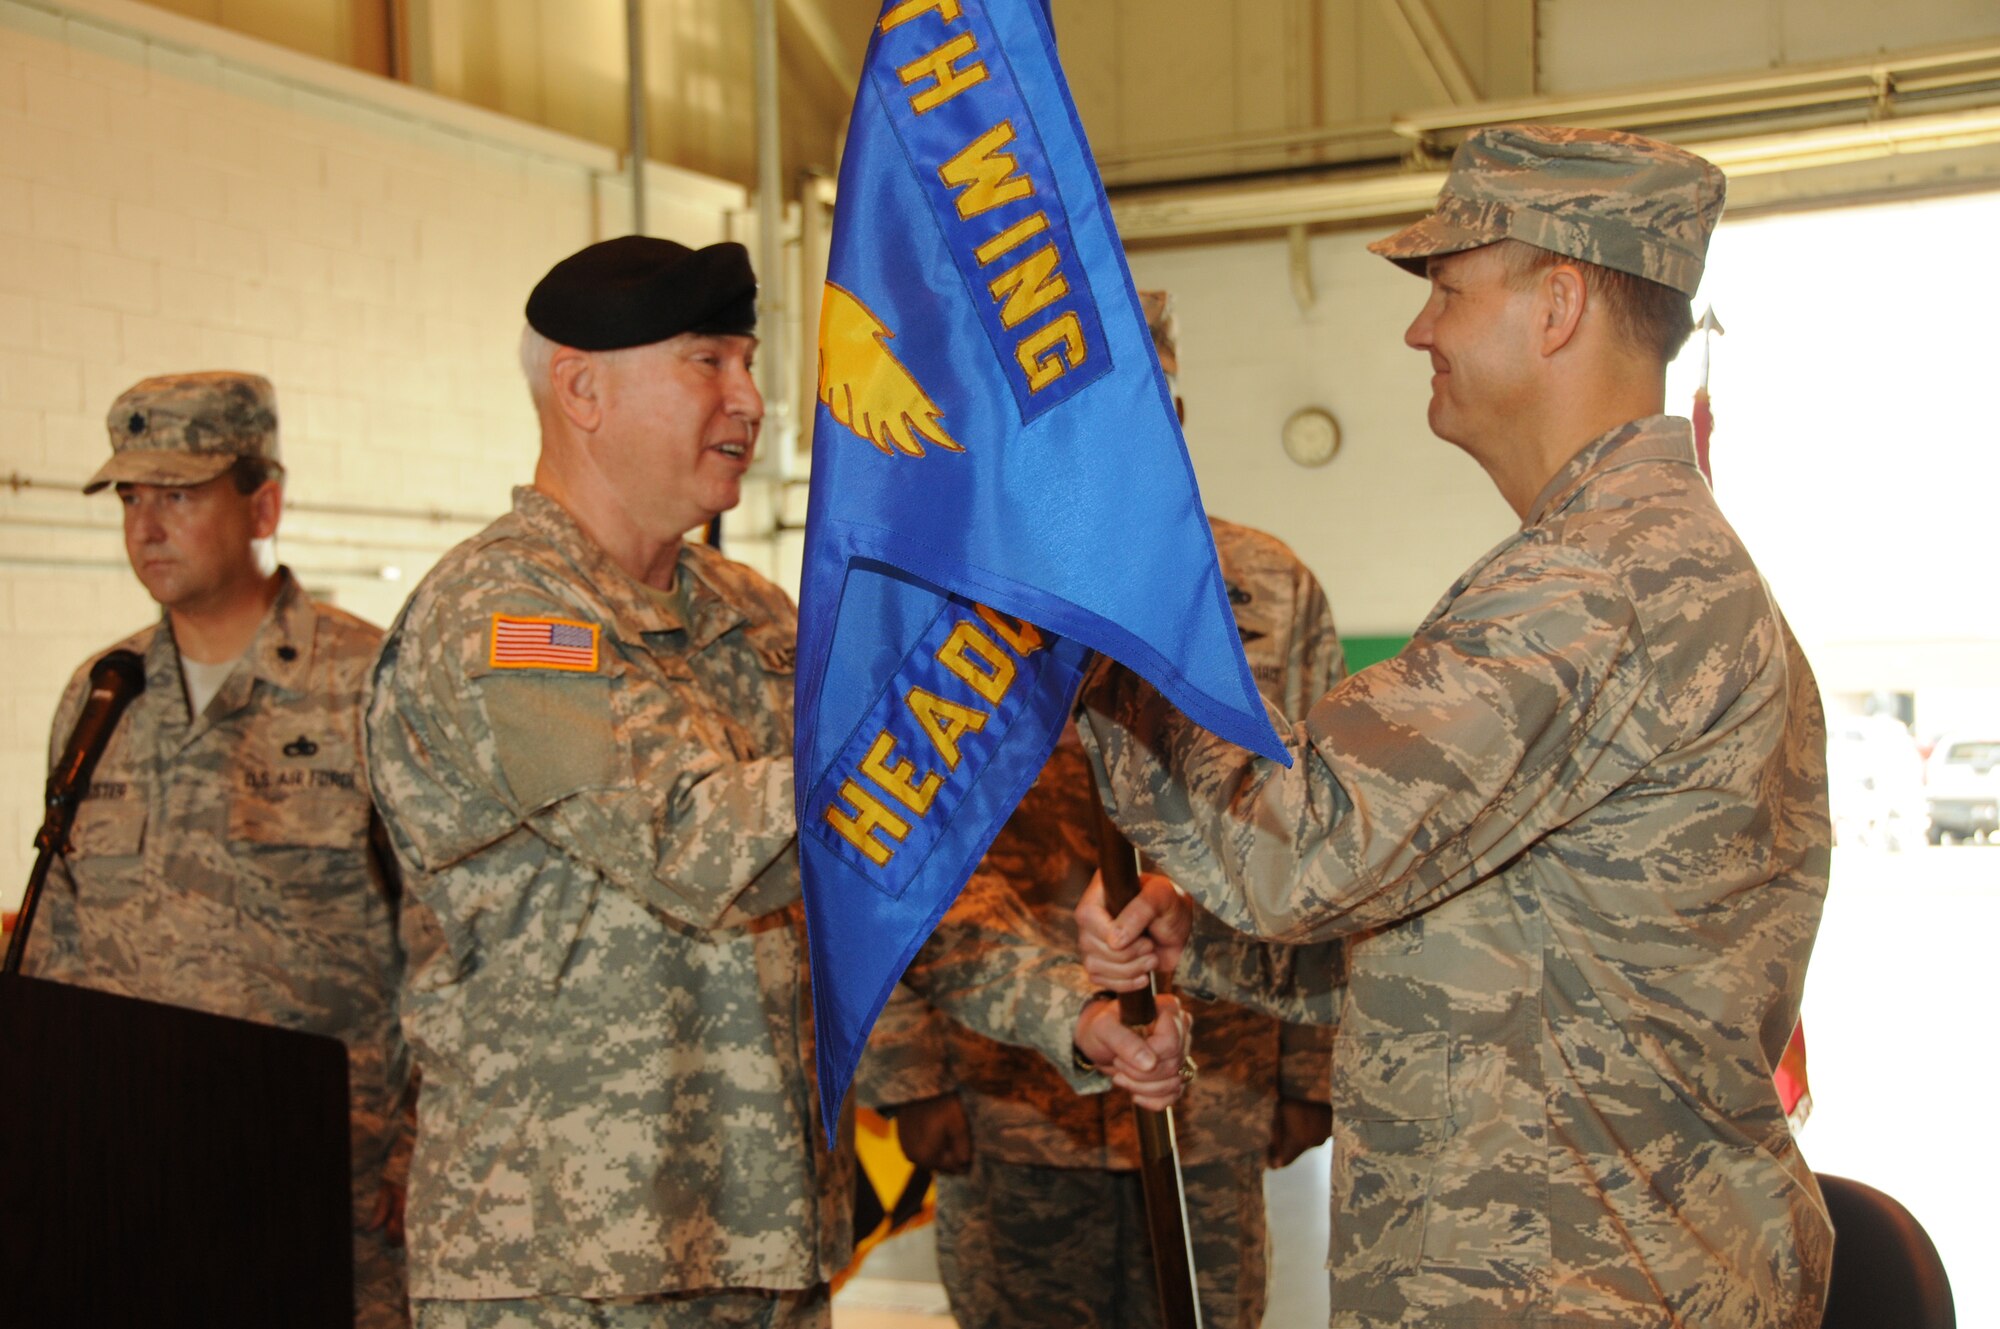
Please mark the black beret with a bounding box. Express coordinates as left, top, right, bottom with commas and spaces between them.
525, 236, 758, 350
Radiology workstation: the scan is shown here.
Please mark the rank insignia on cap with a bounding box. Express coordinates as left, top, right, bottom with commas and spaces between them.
490, 614, 600, 671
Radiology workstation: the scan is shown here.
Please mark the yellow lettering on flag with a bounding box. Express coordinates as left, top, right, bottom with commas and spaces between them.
860, 731, 945, 815
899, 33, 988, 114
1015, 313, 1086, 392
987, 245, 1068, 330
974, 212, 1050, 267
937, 620, 1016, 703
940, 123, 1034, 220
825, 780, 913, 866
905, 687, 990, 769
976, 604, 1044, 655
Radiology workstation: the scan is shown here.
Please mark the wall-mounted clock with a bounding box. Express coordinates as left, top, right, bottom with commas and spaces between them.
1281, 406, 1341, 467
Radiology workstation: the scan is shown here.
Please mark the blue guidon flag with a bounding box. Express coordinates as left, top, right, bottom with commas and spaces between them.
797, 0, 1289, 1139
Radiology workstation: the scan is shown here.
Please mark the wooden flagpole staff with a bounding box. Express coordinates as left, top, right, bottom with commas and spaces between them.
1092, 797, 1205, 1329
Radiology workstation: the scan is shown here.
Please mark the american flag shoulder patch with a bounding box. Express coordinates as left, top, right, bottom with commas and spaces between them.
489, 614, 600, 672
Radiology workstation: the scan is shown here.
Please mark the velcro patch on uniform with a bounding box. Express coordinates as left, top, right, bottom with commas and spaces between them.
489, 614, 600, 672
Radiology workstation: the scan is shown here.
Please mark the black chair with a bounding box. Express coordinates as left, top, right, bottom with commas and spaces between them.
1818, 1172, 1955, 1328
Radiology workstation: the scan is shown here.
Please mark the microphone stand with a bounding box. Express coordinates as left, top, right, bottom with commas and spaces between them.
5, 650, 145, 978
4, 829, 69, 978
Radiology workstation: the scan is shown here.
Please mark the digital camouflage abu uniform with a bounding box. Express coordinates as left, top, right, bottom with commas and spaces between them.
25, 570, 413, 1329
365, 487, 1106, 1316
1080, 128, 1833, 1329
861, 517, 1345, 1329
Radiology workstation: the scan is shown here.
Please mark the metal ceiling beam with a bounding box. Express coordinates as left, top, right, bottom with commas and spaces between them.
1378, 0, 1479, 106
1109, 103, 2000, 243
782, 0, 859, 95
1392, 37, 2000, 143
1096, 35, 2000, 191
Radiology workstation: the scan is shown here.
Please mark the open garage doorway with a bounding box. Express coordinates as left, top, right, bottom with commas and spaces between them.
1671, 186, 2000, 1325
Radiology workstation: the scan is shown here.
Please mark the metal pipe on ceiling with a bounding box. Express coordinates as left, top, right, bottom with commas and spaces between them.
1110, 103, 2000, 242
796, 170, 834, 469
1, 471, 490, 527
626, 0, 648, 236
1098, 36, 2000, 198
0, 509, 465, 556
753, 0, 794, 484
0, 553, 423, 582
1390, 38, 2000, 144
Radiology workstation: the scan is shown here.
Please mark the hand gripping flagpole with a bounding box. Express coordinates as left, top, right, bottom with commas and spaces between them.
1091, 793, 1204, 1329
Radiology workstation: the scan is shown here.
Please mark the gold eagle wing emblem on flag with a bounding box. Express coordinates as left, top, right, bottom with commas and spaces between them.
817, 282, 963, 458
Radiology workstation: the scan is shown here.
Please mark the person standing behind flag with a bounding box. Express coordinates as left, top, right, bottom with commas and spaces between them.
858, 293, 1344, 1329
1076, 126, 1833, 1327
364, 236, 1191, 1329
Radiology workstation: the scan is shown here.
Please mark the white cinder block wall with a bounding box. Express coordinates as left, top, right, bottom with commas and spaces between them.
0, 0, 753, 900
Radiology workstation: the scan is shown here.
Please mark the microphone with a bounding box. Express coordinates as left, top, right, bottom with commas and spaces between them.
37, 649, 146, 855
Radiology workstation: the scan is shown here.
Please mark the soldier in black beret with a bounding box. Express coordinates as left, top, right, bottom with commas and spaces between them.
515, 235, 764, 582
369, 234, 1186, 1329
374, 231, 780, 1323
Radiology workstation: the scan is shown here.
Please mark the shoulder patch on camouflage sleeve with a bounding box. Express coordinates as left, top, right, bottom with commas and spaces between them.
489, 613, 600, 672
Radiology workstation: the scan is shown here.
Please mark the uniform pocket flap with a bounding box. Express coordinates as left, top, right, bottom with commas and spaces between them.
230, 781, 371, 849
1333, 1029, 1450, 1123
70, 796, 147, 858
746, 625, 797, 675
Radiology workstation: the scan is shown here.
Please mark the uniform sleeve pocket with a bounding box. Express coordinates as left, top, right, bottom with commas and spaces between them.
478, 672, 621, 814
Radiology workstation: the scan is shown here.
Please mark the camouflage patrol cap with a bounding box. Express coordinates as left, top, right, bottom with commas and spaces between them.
1369, 125, 1725, 296
87, 371, 282, 494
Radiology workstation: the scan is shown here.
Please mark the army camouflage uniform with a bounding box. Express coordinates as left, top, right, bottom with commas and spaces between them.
861, 518, 1345, 1329
1083, 416, 1832, 1328
24, 569, 413, 1329
367, 487, 1105, 1324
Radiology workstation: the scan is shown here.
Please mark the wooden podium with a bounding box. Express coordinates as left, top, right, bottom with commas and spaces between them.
0, 973, 354, 1327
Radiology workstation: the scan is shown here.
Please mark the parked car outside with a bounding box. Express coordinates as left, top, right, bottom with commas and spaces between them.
1925, 735, 2000, 845
1827, 714, 1926, 852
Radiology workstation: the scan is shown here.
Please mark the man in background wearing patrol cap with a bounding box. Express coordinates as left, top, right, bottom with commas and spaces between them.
21, 371, 416, 1328
364, 236, 1191, 1329
1075, 126, 1833, 1327
859, 290, 1344, 1329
